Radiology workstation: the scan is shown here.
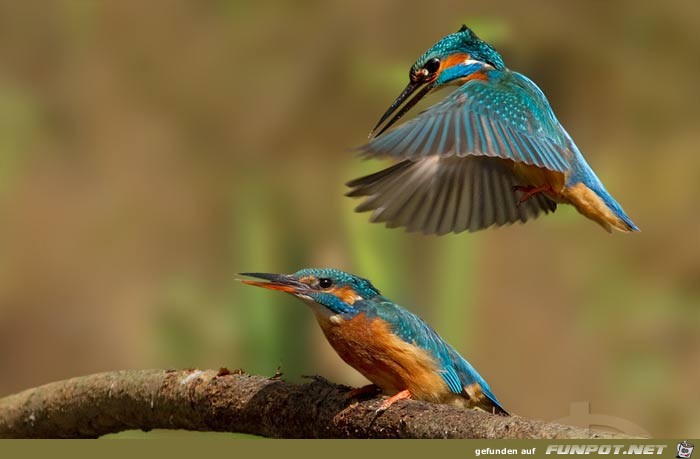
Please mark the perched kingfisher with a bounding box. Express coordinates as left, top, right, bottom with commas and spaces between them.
241, 268, 508, 415
346, 25, 639, 234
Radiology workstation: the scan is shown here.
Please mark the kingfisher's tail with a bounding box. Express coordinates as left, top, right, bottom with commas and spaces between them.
478, 395, 509, 416
460, 381, 509, 416
598, 187, 639, 232
562, 178, 639, 233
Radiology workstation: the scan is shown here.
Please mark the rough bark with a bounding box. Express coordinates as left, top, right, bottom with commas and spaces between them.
0, 369, 633, 439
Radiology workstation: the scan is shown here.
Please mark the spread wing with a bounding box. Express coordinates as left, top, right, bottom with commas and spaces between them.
360, 71, 573, 173
364, 298, 507, 414
346, 156, 557, 235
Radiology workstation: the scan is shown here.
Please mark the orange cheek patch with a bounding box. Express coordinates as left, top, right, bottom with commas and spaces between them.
328, 286, 362, 305
439, 53, 489, 85
439, 52, 471, 71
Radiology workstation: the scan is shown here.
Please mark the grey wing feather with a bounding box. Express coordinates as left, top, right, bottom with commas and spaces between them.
346, 156, 556, 235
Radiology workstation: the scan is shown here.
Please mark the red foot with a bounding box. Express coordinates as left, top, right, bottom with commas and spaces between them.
512, 184, 554, 204
345, 384, 382, 400
377, 389, 412, 412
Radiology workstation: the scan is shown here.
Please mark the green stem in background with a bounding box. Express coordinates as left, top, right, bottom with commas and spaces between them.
343, 160, 410, 306
431, 234, 478, 352
231, 177, 283, 375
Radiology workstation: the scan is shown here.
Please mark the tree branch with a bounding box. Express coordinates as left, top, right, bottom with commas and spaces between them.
0, 369, 633, 439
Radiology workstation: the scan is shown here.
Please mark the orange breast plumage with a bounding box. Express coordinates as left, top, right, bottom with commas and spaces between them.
312, 310, 460, 404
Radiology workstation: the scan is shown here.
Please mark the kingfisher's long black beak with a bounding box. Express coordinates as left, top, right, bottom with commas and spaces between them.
369, 77, 436, 139
239, 272, 308, 294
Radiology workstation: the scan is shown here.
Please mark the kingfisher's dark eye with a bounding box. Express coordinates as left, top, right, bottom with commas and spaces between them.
424, 58, 440, 74
318, 278, 333, 289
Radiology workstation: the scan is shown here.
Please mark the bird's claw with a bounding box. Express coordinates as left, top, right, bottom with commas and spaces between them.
369, 402, 390, 427
375, 389, 412, 413
512, 184, 552, 205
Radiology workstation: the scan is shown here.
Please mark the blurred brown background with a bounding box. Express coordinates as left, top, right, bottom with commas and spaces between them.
0, 0, 698, 437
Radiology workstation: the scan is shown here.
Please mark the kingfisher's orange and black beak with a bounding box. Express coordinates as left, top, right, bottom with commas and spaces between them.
239, 272, 308, 294
369, 72, 437, 139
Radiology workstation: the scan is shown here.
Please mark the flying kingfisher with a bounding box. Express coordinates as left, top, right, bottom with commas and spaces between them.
346, 25, 639, 234
241, 268, 508, 415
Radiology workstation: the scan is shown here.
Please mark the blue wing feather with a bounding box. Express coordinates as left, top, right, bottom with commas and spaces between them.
361, 70, 573, 173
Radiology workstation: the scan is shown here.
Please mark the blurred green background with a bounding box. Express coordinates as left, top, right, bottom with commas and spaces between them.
0, 0, 698, 438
